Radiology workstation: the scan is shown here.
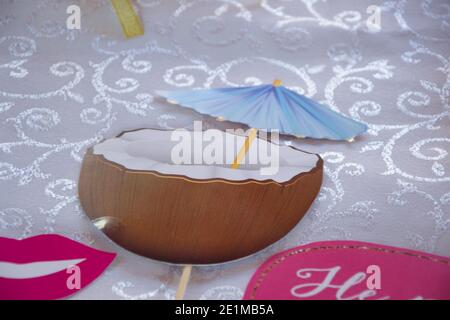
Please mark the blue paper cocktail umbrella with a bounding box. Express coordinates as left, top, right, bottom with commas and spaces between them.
156, 79, 367, 141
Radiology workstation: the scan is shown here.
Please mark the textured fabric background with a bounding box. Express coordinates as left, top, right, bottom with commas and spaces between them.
0, 0, 449, 299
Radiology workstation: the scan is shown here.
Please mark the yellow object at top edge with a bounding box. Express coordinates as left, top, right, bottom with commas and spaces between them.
110, 0, 144, 39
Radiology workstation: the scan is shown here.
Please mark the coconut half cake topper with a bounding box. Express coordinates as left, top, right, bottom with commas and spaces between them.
78, 128, 323, 297
78, 79, 366, 299
79, 128, 322, 260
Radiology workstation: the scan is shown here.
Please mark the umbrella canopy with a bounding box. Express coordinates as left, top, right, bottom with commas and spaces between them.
156, 80, 367, 141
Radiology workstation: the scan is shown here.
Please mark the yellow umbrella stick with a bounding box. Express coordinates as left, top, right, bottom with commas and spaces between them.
231, 128, 258, 169
110, 0, 144, 39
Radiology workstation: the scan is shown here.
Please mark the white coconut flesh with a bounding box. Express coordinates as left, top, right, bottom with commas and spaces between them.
93, 129, 319, 183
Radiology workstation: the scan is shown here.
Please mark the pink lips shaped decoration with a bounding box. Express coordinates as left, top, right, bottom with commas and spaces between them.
0, 234, 116, 300
244, 241, 450, 300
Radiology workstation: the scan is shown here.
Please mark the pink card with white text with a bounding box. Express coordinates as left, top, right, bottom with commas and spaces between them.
244, 241, 450, 300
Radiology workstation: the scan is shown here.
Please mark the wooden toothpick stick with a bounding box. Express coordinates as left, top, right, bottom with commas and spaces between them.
175, 265, 192, 300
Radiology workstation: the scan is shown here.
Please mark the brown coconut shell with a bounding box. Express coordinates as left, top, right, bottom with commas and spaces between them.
78, 130, 323, 264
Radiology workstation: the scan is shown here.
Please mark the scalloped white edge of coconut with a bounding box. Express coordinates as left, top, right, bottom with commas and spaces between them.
92, 129, 319, 183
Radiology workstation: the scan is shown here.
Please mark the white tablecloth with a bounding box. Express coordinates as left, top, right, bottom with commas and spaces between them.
0, 0, 449, 299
